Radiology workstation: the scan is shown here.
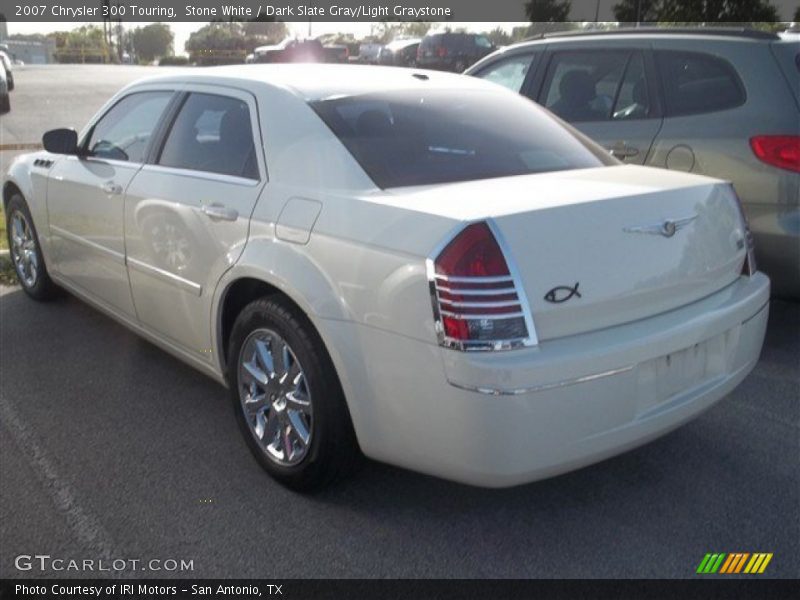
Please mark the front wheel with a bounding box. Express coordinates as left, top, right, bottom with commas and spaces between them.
227, 297, 360, 491
0, 93, 9, 113
5, 194, 59, 300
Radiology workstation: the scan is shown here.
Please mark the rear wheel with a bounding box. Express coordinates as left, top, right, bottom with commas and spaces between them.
5, 194, 59, 300
0, 93, 9, 113
227, 296, 360, 491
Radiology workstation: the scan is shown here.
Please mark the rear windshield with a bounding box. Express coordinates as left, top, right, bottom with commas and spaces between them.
310, 89, 612, 189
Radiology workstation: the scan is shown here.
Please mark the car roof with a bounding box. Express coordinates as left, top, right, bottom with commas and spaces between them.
542, 27, 779, 41
127, 64, 499, 102
494, 27, 781, 53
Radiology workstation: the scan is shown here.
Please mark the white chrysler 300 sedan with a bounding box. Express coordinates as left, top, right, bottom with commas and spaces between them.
4, 65, 769, 490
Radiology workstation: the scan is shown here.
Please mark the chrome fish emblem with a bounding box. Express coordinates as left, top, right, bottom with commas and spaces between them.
623, 215, 698, 238
544, 283, 581, 304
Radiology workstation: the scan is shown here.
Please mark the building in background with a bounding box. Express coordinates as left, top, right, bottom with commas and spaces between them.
2, 39, 55, 64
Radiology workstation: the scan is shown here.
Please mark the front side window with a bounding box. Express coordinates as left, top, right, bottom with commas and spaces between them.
158, 93, 258, 180
476, 54, 535, 93
541, 51, 634, 122
86, 92, 172, 162
655, 50, 745, 116
611, 52, 651, 120
311, 89, 613, 189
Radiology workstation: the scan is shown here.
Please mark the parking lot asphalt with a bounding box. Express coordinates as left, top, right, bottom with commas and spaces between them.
1, 65, 799, 580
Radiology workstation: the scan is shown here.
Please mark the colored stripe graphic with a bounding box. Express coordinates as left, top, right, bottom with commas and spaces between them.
696, 554, 713, 573
701, 552, 774, 574
719, 554, 736, 574
735, 553, 750, 573
697, 553, 727, 574
758, 553, 773, 573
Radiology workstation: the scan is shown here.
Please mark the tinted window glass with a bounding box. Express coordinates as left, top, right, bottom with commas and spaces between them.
86, 92, 172, 162
655, 50, 745, 116
476, 54, 534, 93
159, 93, 258, 179
311, 89, 612, 189
542, 51, 630, 122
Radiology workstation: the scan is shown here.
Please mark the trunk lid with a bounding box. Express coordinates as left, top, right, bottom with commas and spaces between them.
388, 165, 747, 341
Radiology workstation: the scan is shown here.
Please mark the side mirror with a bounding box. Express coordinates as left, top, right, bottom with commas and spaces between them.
42, 128, 78, 155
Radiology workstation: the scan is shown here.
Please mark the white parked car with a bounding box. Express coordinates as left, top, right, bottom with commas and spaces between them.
0, 64, 8, 113
3, 65, 769, 490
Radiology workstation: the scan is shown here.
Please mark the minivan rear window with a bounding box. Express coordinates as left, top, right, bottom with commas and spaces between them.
655, 50, 745, 117
310, 89, 612, 189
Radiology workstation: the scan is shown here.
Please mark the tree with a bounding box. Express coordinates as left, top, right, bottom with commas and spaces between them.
658, 0, 778, 22
396, 22, 433, 38
795, 5, 800, 21
613, 0, 660, 22
484, 27, 513, 46
612, 0, 779, 23
243, 19, 288, 43
131, 23, 173, 63
526, 0, 571, 22
185, 22, 249, 65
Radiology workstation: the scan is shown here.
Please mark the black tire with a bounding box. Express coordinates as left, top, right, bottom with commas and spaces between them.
6, 74, 14, 92
227, 296, 360, 491
0, 93, 9, 113
5, 194, 59, 300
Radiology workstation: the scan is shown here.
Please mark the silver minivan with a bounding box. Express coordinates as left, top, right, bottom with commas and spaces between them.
467, 28, 800, 297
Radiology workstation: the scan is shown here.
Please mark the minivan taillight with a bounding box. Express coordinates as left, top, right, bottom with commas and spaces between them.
750, 136, 800, 173
437, 46, 448, 58
427, 222, 537, 351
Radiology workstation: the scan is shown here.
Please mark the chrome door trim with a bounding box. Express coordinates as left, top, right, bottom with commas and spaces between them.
49, 224, 126, 266
448, 365, 635, 396
139, 163, 261, 187
126, 256, 203, 296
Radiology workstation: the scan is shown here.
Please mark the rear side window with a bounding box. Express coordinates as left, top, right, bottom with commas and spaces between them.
655, 50, 745, 116
310, 89, 613, 189
86, 92, 172, 162
158, 93, 258, 179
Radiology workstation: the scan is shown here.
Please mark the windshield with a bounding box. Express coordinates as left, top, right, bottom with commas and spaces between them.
310, 89, 613, 189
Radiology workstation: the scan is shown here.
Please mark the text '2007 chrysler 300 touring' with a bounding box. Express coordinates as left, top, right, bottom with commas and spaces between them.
3, 65, 769, 490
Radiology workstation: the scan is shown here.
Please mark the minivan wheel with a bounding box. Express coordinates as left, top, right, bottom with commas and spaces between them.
5, 194, 59, 300
227, 297, 360, 491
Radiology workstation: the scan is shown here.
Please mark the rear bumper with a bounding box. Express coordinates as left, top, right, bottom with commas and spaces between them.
324, 273, 769, 487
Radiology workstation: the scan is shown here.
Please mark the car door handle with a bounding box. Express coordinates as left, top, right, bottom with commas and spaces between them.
201, 204, 238, 222
101, 181, 123, 195
608, 143, 640, 159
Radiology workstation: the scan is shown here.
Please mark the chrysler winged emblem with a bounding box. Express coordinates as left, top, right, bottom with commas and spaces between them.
623, 215, 698, 238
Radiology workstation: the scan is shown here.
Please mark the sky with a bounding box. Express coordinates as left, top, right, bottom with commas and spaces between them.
6, 21, 528, 56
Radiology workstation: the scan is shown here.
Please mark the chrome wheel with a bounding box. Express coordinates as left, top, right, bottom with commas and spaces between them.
238, 328, 313, 466
9, 210, 39, 288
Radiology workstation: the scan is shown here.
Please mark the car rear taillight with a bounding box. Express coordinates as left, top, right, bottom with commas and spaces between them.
437, 46, 448, 58
729, 185, 758, 277
750, 135, 800, 173
427, 221, 537, 351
